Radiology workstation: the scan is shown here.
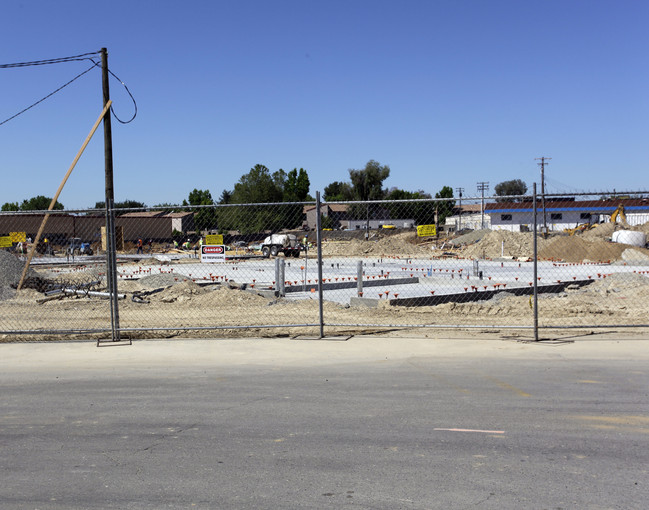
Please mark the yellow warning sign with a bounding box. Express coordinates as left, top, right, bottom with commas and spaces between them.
10, 232, 26, 243
417, 224, 437, 237
0, 236, 13, 248
205, 234, 223, 245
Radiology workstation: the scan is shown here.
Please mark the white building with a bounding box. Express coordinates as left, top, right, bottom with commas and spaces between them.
486, 199, 649, 232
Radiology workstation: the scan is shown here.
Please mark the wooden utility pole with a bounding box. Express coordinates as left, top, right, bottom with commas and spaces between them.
100, 47, 121, 341
101, 48, 114, 206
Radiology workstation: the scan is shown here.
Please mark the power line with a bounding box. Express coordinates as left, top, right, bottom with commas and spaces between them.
0, 65, 96, 127
0, 52, 137, 126
88, 58, 137, 124
0, 51, 100, 68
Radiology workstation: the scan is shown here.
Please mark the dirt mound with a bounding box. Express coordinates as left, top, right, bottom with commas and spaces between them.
587, 272, 649, 294
152, 280, 207, 303
0, 250, 33, 289
0, 250, 41, 300
147, 282, 269, 307
138, 273, 192, 289
580, 222, 617, 240
581, 220, 649, 241
448, 229, 490, 246
621, 249, 649, 262
459, 230, 549, 260
538, 236, 629, 263
321, 232, 433, 258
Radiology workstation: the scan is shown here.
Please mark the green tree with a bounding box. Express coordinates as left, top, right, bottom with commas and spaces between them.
384, 188, 435, 225
323, 181, 353, 201
94, 199, 146, 209
1, 202, 19, 211
230, 165, 283, 204
223, 165, 286, 234
434, 186, 455, 226
494, 179, 528, 202
284, 168, 311, 202
346, 160, 391, 223
218, 189, 232, 205
184, 189, 217, 233
21, 195, 64, 210
349, 160, 390, 201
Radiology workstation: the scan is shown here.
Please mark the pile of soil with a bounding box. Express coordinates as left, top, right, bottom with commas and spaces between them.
460, 230, 550, 260
318, 222, 649, 263
0, 250, 33, 290
538, 236, 632, 263
321, 232, 433, 258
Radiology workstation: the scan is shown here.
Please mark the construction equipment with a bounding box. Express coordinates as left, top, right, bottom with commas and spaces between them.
564, 223, 596, 236
67, 237, 93, 256
610, 204, 628, 226
260, 234, 302, 258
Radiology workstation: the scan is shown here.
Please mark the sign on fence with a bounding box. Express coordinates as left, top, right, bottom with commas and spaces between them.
0, 236, 12, 247
10, 232, 26, 243
417, 224, 437, 237
205, 234, 223, 245
201, 245, 226, 263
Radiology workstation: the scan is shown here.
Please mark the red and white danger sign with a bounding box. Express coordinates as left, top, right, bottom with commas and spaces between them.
201, 245, 226, 262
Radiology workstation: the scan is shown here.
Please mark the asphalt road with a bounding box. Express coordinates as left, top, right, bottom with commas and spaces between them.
1, 337, 648, 509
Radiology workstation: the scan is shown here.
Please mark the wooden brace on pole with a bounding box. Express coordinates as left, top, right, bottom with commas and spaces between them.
17, 100, 112, 291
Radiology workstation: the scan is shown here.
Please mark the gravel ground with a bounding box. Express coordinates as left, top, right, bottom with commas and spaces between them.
0, 250, 35, 299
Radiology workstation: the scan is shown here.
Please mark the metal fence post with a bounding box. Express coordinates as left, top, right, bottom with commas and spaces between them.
357, 260, 363, 296
533, 184, 539, 341
315, 192, 324, 338
106, 199, 121, 343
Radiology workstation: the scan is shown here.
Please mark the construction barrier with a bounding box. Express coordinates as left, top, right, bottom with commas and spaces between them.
1, 192, 649, 341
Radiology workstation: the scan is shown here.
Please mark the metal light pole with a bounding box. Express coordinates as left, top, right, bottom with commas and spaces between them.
477, 182, 489, 230
455, 187, 464, 232
535, 157, 551, 233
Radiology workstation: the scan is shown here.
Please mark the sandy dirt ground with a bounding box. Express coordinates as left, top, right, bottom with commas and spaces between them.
2, 225, 649, 341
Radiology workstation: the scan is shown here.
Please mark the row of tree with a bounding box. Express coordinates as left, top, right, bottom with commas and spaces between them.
1, 162, 530, 234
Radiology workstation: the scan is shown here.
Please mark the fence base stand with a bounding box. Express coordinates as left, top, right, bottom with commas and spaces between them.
97, 336, 132, 347
292, 335, 351, 341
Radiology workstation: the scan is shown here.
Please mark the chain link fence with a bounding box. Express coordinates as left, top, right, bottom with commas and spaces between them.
2, 191, 649, 341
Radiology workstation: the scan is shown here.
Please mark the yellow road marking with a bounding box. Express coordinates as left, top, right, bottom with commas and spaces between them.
484, 376, 531, 397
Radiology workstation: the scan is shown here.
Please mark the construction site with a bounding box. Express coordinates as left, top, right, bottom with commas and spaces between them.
2, 201, 649, 341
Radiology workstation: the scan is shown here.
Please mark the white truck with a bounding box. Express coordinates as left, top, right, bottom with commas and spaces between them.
260, 234, 302, 258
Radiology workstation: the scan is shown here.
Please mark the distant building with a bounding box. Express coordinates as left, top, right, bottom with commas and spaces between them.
303, 204, 414, 230
444, 204, 489, 231
486, 199, 649, 232
303, 204, 350, 230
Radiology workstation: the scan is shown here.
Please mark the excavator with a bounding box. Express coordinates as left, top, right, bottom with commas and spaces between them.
610, 204, 628, 226
565, 204, 628, 236
564, 223, 596, 236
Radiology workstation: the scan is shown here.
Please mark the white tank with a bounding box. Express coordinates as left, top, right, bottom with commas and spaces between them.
611, 230, 647, 247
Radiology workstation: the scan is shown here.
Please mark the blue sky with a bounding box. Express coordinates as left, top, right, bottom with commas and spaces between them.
1, 0, 647, 209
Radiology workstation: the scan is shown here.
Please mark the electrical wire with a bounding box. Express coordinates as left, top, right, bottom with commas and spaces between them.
0, 51, 137, 126
88, 58, 137, 124
0, 51, 100, 68
0, 65, 96, 127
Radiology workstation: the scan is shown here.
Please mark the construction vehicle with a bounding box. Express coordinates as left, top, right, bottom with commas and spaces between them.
260, 234, 302, 258
67, 237, 93, 256
610, 204, 628, 226
564, 223, 596, 236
